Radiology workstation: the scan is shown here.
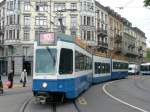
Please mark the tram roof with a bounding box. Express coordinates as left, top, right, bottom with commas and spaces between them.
57, 33, 75, 43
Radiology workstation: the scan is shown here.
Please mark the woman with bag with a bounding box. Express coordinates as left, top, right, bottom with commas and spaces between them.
20, 69, 28, 87
8, 70, 14, 88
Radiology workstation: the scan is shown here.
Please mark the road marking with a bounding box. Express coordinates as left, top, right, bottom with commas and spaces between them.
103, 82, 148, 112
77, 97, 87, 105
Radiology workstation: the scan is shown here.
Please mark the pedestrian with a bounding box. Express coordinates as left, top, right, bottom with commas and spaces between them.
0, 74, 3, 94
20, 69, 28, 87
8, 69, 14, 88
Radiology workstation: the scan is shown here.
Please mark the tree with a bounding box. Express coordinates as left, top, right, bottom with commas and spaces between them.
144, 0, 150, 7
145, 48, 150, 62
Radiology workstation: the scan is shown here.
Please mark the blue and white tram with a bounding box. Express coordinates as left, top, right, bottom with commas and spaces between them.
93, 55, 111, 83
140, 63, 150, 75
111, 59, 128, 80
32, 33, 93, 99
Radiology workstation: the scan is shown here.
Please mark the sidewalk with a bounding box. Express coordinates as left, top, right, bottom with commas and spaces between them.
1, 75, 32, 89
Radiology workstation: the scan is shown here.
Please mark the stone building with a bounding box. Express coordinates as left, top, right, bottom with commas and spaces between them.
0, 0, 147, 75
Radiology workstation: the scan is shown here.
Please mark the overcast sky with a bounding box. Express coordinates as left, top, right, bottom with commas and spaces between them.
97, 0, 150, 47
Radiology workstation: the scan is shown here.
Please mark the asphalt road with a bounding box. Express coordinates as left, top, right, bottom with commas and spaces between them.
1, 75, 150, 112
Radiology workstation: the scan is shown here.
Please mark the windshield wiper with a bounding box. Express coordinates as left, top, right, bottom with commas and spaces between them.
46, 47, 56, 66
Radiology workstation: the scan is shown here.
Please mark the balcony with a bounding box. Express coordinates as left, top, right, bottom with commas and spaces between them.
125, 50, 138, 57
114, 46, 122, 53
97, 28, 107, 37
114, 34, 122, 43
4, 39, 21, 45
0, 40, 4, 48
139, 53, 143, 58
0, 27, 4, 35
97, 41, 108, 51
128, 44, 135, 49
138, 46, 142, 51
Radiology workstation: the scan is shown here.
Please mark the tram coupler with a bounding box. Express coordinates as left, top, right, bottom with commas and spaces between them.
35, 96, 47, 104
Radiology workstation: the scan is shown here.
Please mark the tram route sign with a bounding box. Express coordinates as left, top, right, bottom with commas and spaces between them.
39, 32, 57, 46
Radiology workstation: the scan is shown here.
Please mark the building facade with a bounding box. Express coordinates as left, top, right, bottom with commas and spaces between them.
95, 1, 108, 52
4, 0, 96, 75
0, 0, 6, 75
0, 0, 147, 75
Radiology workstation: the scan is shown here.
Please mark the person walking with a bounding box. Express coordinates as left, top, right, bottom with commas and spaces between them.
20, 69, 28, 87
8, 70, 14, 88
0, 74, 3, 94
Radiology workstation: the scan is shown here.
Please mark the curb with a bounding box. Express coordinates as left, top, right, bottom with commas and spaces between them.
3, 83, 31, 89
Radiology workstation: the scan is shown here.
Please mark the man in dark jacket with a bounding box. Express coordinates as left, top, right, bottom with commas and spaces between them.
8, 70, 14, 88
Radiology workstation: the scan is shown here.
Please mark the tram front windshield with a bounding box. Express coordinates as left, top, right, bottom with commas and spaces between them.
35, 48, 57, 74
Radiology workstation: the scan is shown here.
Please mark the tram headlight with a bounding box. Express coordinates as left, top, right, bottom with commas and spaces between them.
42, 82, 48, 88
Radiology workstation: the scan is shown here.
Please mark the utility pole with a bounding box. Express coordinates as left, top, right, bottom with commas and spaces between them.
50, 0, 52, 32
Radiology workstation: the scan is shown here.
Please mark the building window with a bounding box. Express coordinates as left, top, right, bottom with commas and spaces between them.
9, 30, 12, 40
10, 15, 13, 25
84, 1, 86, 10
23, 47, 31, 56
71, 30, 76, 37
24, 3, 30, 11
24, 30, 30, 41
17, 30, 19, 39
87, 16, 90, 26
17, 15, 20, 24
35, 16, 47, 26
70, 16, 77, 28
7, 1, 14, 10
80, 2, 82, 10
70, 3, 77, 10
54, 3, 65, 11
24, 16, 30, 26
13, 29, 15, 39
87, 2, 90, 11
84, 16, 86, 25
84, 31, 86, 40
87, 31, 90, 40
36, 2, 48, 12
92, 17, 94, 26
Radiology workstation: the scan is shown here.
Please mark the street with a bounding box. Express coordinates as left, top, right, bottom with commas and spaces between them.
1, 75, 150, 112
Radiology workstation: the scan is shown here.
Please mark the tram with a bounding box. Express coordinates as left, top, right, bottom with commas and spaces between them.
140, 63, 150, 75
32, 32, 128, 101
32, 33, 92, 100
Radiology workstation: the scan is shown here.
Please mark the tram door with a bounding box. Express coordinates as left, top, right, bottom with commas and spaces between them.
23, 61, 32, 76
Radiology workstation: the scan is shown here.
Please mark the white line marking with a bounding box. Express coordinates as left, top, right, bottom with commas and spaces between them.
103, 82, 148, 112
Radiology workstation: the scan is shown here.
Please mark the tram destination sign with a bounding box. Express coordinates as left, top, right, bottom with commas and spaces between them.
39, 32, 56, 46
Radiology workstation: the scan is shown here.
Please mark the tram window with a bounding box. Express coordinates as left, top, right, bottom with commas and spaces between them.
59, 48, 73, 74
95, 62, 101, 74
101, 63, 105, 73
75, 51, 92, 71
35, 49, 57, 73
113, 61, 117, 69
105, 63, 110, 73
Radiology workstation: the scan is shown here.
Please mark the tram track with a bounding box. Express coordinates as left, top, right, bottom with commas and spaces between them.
19, 97, 33, 112
51, 100, 81, 112
20, 97, 81, 112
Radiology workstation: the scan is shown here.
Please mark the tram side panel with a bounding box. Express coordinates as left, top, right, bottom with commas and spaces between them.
111, 60, 128, 80
92, 56, 111, 83
73, 45, 93, 98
